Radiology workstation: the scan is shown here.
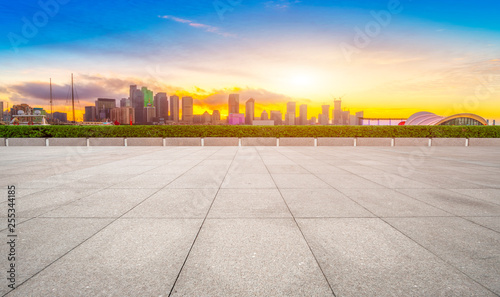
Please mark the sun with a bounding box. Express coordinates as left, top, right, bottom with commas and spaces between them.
291, 74, 314, 87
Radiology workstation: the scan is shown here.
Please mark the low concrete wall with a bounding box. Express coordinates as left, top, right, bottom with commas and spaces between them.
468, 138, 500, 146
3, 137, 499, 147
279, 138, 315, 146
88, 138, 125, 146
317, 138, 355, 146
204, 137, 239, 146
241, 138, 277, 146
394, 138, 429, 146
127, 138, 163, 146
48, 138, 87, 146
431, 138, 467, 146
164, 138, 201, 146
356, 138, 393, 146
8, 138, 47, 146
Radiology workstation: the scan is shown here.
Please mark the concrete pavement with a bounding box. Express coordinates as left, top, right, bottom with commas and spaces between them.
0, 146, 499, 296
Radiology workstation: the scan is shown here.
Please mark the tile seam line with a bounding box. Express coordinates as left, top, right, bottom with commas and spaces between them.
23, 146, 207, 221
285, 147, 498, 294
3, 146, 216, 296
391, 188, 500, 235
287, 146, 436, 190
380, 217, 499, 296
168, 147, 239, 297
300, 145, 500, 237
282, 147, 382, 219
257, 147, 337, 297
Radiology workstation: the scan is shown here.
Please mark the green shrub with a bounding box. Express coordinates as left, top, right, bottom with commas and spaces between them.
0, 125, 499, 138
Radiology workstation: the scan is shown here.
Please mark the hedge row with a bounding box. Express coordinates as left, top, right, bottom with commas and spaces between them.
0, 125, 499, 138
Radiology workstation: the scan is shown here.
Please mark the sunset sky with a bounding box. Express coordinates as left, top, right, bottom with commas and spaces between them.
1, 0, 499, 122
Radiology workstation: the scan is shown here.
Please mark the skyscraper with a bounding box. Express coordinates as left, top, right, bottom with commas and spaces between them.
202, 111, 212, 124
228, 94, 239, 114
334, 99, 342, 125
354, 111, 364, 126
111, 107, 135, 124
143, 106, 156, 123
0, 101, 3, 121
129, 85, 137, 102
120, 98, 131, 107
270, 110, 283, 125
133, 89, 145, 123
342, 110, 350, 125
84, 106, 96, 122
95, 98, 116, 121
154, 92, 168, 118
212, 110, 221, 122
182, 96, 193, 123
170, 95, 179, 122
245, 98, 255, 125
286, 102, 296, 125
261, 110, 269, 120
321, 105, 330, 125
299, 104, 307, 125
142, 87, 153, 107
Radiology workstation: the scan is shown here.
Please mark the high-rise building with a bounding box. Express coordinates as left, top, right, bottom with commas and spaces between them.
228, 113, 244, 125
318, 114, 326, 125
228, 94, 239, 114
95, 98, 116, 121
212, 110, 221, 122
321, 105, 330, 125
142, 87, 153, 107
0, 101, 3, 121
270, 110, 282, 125
170, 95, 179, 122
120, 98, 131, 107
285, 102, 296, 125
245, 98, 255, 125
334, 99, 342, 125
129, 85, 137, 102
84, 106, 97, 122
143, 106, 156, 123
284, 113, 295, 125
261, 110, 269, 120
299, 104, 307, 125
154, 92, 168, 118
354, 111, 364, 126
132, 89, 145, 123
202, 111, 212, 124
342, 110, 350, 125
287, 102, 296, 117
182, 96, 194, 123
111, 107, 135, 124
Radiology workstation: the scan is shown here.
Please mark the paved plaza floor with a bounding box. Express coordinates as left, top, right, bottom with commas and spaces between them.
0, 146, 499, 296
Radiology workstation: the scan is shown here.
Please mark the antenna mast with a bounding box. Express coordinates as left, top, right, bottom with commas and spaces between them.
50, 78, 53, 120
71, 73, 75, 123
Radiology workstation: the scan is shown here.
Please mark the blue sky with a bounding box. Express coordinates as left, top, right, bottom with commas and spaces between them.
1, 0, 499, 121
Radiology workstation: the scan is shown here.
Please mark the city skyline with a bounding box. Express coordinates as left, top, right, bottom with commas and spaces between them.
1, 1, 499, 122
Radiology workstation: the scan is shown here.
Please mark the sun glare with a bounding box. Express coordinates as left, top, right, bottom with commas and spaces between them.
291, 74, 314, 86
